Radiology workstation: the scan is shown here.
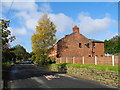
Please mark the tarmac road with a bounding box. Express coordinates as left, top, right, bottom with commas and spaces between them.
6, 64, 118, 89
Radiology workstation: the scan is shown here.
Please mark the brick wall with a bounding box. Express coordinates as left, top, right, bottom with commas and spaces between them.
57, 33, 92, 57
93, 43, 104, 56
56, 56, 119, 66
56, 33, 105, 58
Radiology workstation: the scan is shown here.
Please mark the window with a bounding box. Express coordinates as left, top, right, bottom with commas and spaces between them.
88, 54, 91, 57
93, 43, 95, 48
87, 43, 90, 48
79, 43, 82, 48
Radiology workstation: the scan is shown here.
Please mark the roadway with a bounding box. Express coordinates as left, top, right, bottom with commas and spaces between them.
5, 64, 118, 89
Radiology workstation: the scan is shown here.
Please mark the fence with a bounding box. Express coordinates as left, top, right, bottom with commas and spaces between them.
56, 56, 120, 66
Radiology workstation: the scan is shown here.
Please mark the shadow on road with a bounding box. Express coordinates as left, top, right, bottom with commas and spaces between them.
7, 64, 65, 81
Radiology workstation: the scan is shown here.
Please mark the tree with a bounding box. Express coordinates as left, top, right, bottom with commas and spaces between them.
31, 14, 57, 64
0, 19, 16, 62
104, 35, 120, 55
11, 45, 29, 60
29, 51, 36, 62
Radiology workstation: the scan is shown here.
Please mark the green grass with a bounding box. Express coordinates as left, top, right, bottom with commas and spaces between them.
51, 63, 120, 72
55, 63, 70, 66
2, 62, 14, 72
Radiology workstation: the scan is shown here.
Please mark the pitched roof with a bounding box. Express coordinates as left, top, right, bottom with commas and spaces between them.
89, 39, 104, 43
57, 33, 104, 43
57, 33, 72, 43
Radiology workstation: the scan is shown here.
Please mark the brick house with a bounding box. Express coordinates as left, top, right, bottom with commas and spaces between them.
48, 26, 104, 58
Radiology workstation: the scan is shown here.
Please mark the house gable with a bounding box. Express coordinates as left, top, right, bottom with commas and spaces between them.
49, 26, 104, 58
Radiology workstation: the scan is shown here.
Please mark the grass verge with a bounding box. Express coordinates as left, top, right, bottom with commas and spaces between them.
52, 63, 120, 72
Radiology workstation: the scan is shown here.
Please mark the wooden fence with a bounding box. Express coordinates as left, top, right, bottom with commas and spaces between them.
56, 56, 120, 66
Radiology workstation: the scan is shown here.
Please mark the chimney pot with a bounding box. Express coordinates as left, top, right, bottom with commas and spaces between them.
73, 26, 79, 33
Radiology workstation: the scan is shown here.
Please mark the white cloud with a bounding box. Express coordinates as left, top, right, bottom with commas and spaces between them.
3, 2, 117, 42
105, 33, 118, 40
15, 11, 42, 30
2, 1, 37, 13
14, 38, 25, 45
49, 13, 74, 33
8, 27, 25, 46
77, 12, 116, 35
8, 27, 13, 35
48, 13, 74, 39
2, 0, 120, 2
9, 27, 27, 36
2, 0, 35, 2
3, 2, 74, 40
13, 4, 74, 39
14, 28, 27, 35
39, 3, 52, 13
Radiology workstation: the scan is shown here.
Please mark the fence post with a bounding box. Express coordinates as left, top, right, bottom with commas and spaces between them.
56, 58, 58, 63
95, 56, 97, 65
112, 55, 115, 66
82, 56, 84, 64
60, 58, 62, 63
73, 57, 75, 64
66, 57, 68, 63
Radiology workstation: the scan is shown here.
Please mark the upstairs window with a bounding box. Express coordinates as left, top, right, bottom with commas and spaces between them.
79, 43, 82, 48
93, 43, 95, 48
87, 43, 90, 48
84, 43, 90, 48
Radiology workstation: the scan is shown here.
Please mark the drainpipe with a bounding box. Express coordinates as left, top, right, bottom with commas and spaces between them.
91, 42, 93, 57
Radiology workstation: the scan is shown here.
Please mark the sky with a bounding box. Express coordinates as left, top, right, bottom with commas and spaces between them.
1, 0, 118, 53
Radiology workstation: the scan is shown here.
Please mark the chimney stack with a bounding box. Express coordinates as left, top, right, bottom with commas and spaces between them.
73, 26, 79, 33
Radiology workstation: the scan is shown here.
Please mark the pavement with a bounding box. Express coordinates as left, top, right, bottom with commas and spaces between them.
1, 80, 3, 89
3, 64, 119, 89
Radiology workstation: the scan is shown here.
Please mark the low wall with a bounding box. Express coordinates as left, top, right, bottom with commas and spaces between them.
46, 64, 119, 87
56, 56, 120, 66
66, 66, 119, 87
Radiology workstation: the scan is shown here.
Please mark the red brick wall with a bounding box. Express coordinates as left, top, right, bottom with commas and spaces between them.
57, 33, 92, 57
93, 43, 104, 56
49, 28, 104, 58
48, 44, 57, 58
56, 32, 104, 58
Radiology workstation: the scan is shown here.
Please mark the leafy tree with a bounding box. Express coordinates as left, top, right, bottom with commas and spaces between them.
11, 45, 29, 60
0, 19, 16, 62
0, 19, 15, 48
104, 35, 120, 55
31, 14, 57, 64
29, 52, 36, 61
